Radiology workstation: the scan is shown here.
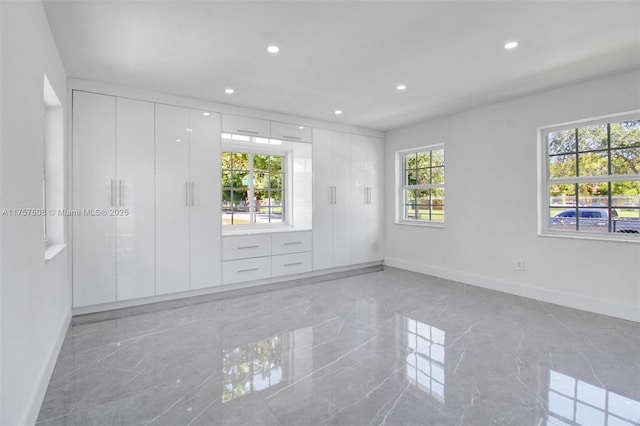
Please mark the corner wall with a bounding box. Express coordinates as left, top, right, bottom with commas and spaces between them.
384, 70, 640, 322
1, 2, 71, 425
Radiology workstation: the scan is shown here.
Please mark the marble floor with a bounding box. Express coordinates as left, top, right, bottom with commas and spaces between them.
37, 267, 640, 426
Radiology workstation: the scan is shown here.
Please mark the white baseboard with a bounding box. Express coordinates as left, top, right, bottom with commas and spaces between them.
22, 308, 71, 426
384, 257, 640, 323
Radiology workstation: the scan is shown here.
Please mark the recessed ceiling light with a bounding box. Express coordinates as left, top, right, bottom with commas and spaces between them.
397, 84, 407, 91
267, 45, 280, 54
176, 139, 182, 142
334, 110, 343, 115
298, 126, 305, 129
202, 112, 210, 116
225, 88, 234, 94
186, 128, 193, 132
504, 41, 519, 50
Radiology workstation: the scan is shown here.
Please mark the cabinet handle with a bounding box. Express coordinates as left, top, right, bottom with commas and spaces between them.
110, 179, 115, 207
282, 135, 301, 140
284, 241, 302, 245
190, 182, 195, 206
333, 186, 337, 204
237, 129, 258, 135
364, 187, 368, 204
119, 180, 123, 207
368, 187, 372, 204
283, 262, 303, 267
328, 186, 333, 204
238, 268, 259, 273
185, 182, 189, 206
237, 245, 260, 249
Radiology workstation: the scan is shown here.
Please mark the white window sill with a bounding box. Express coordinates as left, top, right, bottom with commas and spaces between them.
45, 243, 67, 261
395, 220, 445, 229
539, 231, 639, 244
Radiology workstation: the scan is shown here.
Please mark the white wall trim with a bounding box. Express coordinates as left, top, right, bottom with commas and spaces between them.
21, 308, 71, 426
384, 257, 640, 323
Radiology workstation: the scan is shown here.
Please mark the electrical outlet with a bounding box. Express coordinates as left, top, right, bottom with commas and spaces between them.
516, 259, 525, 271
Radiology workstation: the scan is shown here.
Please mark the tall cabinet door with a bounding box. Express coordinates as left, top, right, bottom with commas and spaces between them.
312, 129, 336, 271
189, 109, 222, 290
368, 136, 384, 262
116, 98, 155, 300
331, 131, 352, 268
350, 134, 370, 265
312, 129, 352, 270
72, 91, 117, 307
155, 104, 190, 295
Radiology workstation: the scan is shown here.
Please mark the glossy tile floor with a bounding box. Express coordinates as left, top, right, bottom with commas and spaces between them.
37, 267, 640, 426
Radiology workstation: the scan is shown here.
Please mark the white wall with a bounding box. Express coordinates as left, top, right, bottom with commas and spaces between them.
0, 2, 71, 425
384, 70, 640, 322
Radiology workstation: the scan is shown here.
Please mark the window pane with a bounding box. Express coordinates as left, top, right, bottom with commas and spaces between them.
232, 153, 249, 170
549, 154, 576, 178
221, 152, 231, 169
432, 149, 444, 167
548, 129, 576, 155
255, 190, 268, 211
407, 169, 417, 185
611, 147, 640, 175
578, 151, 608, 177
417, 152, 430, 168
222, 170, 232, 188
431, 166, 444, 184
578, 124, 607, 152
232, 170, 249, 188
577, 182, 609, 233
269, 173, 283, 189
417, 169, 430, 185
405, 153, 417, 171
610, 120, 640, 148
254, 172, 267, 189
254, 154, 269, 171
269, 156, 284, 172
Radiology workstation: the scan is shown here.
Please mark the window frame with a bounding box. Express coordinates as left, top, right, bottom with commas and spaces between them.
395, 144, 445, 227
538, 111, 640, 242
221, 136, 290, 228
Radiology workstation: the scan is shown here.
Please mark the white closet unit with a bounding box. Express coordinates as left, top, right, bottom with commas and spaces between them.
221, 114, 270, 138
350, 134, 384, 264
155, 104, 221, 295
72, 91, 155, 307
312, 128, 352, 270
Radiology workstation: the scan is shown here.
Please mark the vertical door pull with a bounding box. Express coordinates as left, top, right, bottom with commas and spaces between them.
185, 182, 189, 206
329, 186, 333, 204
190, 182, 195, 206
119, 180, 123, 207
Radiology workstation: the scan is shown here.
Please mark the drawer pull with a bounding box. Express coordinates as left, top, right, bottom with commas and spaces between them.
237, 129, 258, 135
237, 245, 260, 249
283, 241, 302, 245
238, 268, 259, 273
283, 262, 303, 267
282, 135, 301, 140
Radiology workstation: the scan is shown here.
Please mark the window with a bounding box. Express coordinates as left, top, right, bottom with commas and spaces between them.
221, 151, 285, 226
403, 316, 445, 403
541, 113, 640, 239
397, 145, 445, 224
43, 75, 65, 259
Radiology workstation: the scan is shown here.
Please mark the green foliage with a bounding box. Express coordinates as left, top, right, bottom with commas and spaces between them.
548, 120, 640, 196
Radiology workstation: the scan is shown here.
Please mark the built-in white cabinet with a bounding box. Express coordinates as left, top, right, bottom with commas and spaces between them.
222, 114, 270, 138
156, 105, 221, 294
313, 129, 383, 270
222, 231, 312, 284
313, 129, 353, 270
271, 121, 312, 143
73, 91, 155, 307
351, 134, 384, 264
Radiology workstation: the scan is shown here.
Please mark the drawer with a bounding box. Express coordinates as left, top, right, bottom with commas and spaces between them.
223, 257, 271, 284
222, 114, 271, 138
270, 121, 312, 143
271, 231, 312, 255
271, 252, 312, 277
222, 234, 271, 260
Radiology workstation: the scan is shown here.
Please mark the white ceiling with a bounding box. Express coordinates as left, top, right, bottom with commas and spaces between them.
43, 0, 640, 131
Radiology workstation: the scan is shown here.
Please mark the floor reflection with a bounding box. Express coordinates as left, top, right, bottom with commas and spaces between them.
398, 315, 446, 403
547, 370, 640, 425
222, 327, 313, 403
